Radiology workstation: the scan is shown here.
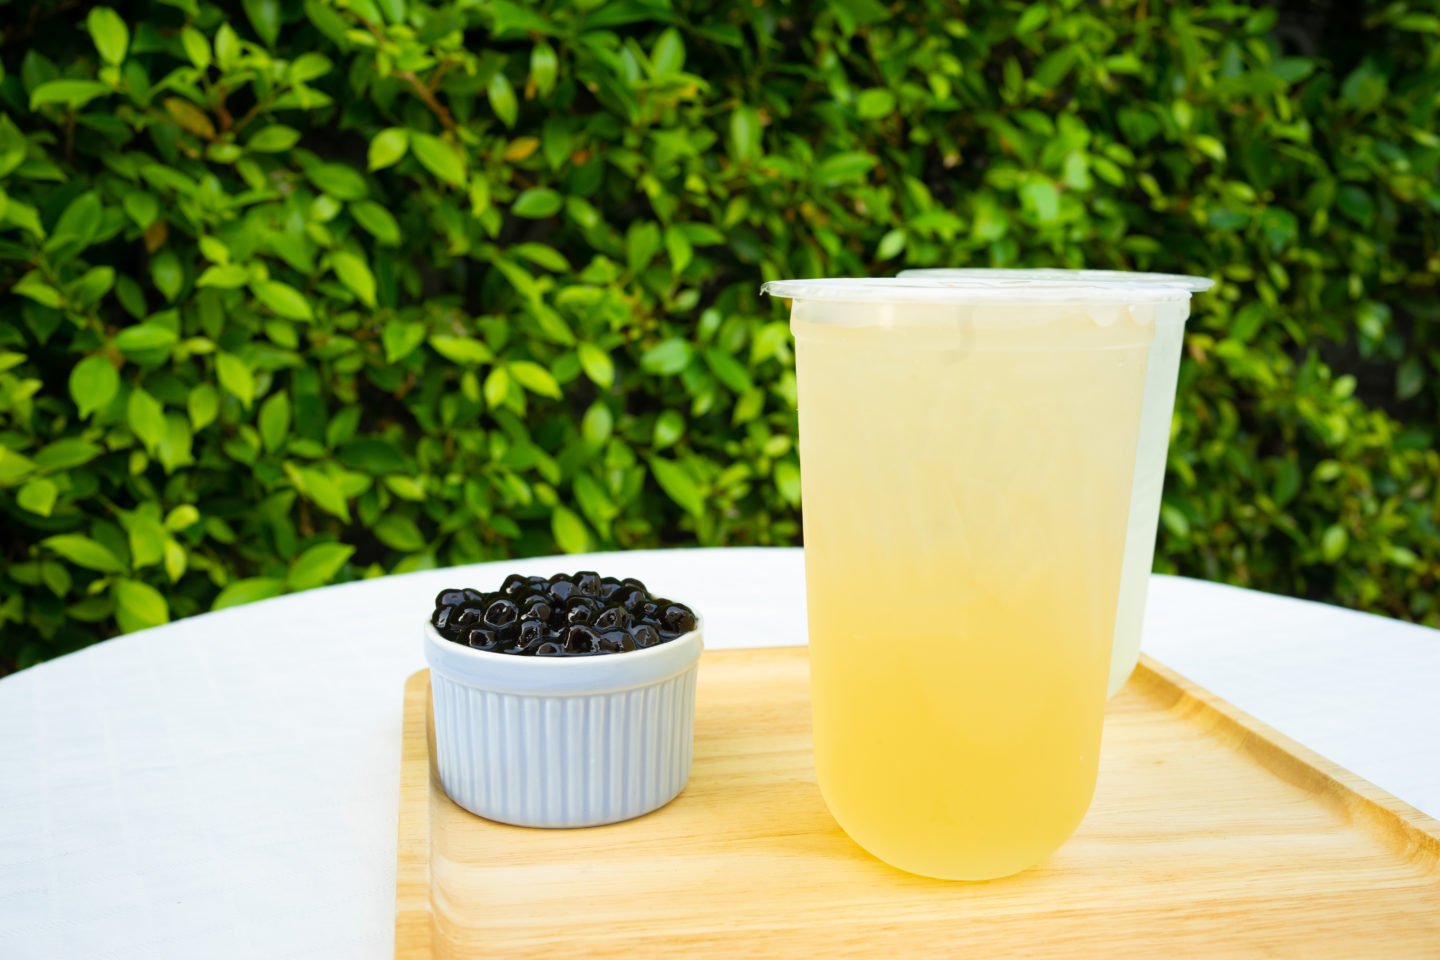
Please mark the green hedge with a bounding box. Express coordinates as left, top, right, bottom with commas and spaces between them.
2, 0, 1437, 671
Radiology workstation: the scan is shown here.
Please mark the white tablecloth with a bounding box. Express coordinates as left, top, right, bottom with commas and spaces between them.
2, 547, 1437, 959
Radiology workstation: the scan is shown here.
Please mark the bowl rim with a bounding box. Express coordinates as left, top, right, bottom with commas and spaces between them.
422, 618, 704, 695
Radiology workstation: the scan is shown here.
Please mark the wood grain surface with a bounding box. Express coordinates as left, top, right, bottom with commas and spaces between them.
395, 649, 1440, 959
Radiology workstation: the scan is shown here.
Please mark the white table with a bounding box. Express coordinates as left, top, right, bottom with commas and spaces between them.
2, 547, 1437, 959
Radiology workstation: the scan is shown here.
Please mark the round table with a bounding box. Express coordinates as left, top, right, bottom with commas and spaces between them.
3, 547, 1437, 959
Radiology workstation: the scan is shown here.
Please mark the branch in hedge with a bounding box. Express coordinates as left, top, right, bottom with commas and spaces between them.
399, 70, 455, 132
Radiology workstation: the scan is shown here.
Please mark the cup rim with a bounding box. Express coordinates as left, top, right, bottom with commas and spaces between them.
762, 271, 1213, 304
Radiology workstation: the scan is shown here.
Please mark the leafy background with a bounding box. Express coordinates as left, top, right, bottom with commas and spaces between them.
1, 0, 1437, 673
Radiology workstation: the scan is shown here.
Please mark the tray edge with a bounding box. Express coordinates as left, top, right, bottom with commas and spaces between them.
1135, 654, 1440, 855
395, 670, 434, 960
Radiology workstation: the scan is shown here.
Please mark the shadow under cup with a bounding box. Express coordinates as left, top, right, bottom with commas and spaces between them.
764, 273, 1210, 881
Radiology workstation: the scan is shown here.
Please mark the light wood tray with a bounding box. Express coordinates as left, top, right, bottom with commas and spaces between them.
395, 649, 1440, 958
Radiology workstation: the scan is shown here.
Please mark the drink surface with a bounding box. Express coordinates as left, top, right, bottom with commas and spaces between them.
791, 299, 1151, 880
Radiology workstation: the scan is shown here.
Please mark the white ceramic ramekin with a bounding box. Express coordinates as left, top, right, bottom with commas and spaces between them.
422, 620, 703, 828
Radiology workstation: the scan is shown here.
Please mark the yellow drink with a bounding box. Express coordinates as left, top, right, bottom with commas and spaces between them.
899, 269, 1212, 697
773, 280, 1156, 880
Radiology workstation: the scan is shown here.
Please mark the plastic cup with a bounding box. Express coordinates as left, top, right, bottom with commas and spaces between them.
763, 273, 1209, 880
900, 269, 1212, 697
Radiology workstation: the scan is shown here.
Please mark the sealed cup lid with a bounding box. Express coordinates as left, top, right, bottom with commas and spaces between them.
762, 270, 1213, 304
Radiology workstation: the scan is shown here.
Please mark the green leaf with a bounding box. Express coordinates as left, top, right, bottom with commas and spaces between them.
49, 191, 102, 250
775, 459, 801, 505
512, 187, 563, 218
158, 415, 193, 474
165, 505, 201, 530
213, 577, 285, 611
488, 70, 518, 128
1015, 4, 1049, 35
551, 505, 590, 554
115, 323, 178, 355
0, 115, 28, 178
512, 243, 569, 272
1321, 525, 1348, 562
876, 229, 906, 260
215, 23, 241, 70
34, 438, 101, 470
729, 106, 761, 163
411, 133, 465, 185
125, 511, 166, 569
509, 361, 561, 398
181, 26, 211, 70
1341, 61, 1387, 112
337, 438, 410, 474
483, 366, 510, 408
87, 7, 129, 65
306, 162, 368, 200
665, 228, 692, 274
288, 52, 331, 83
832, 0, 887, 28
12, 272, 62, 308
69, 267, 115, 307
164, 97, 216, 139
373, 515, 425, 552
330, 251, 377, 307
252, 279, 313, 320
288, 542, 355, 590
30, 80, 110, 111
353, 201, 401, 245
248, 125, 301, 152
243, 0, 282, 47
385, 476, 425, 501
151, 250, 183, 302
530, 41, 558, 97
383, 321, 426, 362
1160, 504, 1190, 539
491, 0, 553, 36
43, 534, 126, 573
0, 448, 36, 484
298, 467, 350, 521
1335, 186, 1374, 226
641, 338, 693, 375
814, 151, 877, 185
368, 127, 408, 170
197, 264, 250, 288
651, 27, 685, 74
430, 336, 492, 365
128, 388, 166, 453
258, 391, 291, 452
217, 353, 256, 408
18, 478, 58, 516
581, 402, 612, 446
164, 540, 187, 582
120, 192, 159, 230
577, 343, 614, 388
704, 349, 753, 394
188, 384, 220, 430
1032, 47, 1078, 89
653, 409, 684, 447
114, 579, 169, 633
69, 355, 119, 417
1020, 179, 1061, 223
649, 458, 703, 517
855, 88, 895, 119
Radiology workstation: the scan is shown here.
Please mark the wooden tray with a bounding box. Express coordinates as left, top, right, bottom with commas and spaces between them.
395, 649, 1440, 958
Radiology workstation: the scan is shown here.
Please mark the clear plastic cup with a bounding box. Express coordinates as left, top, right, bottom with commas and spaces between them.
901, 269, 1212, 697
763, 273, 1209, 880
